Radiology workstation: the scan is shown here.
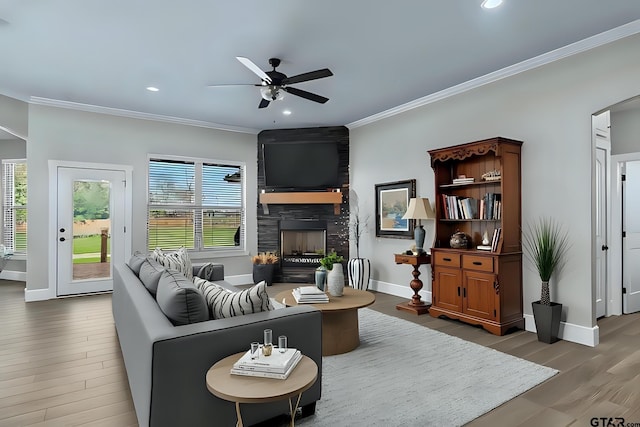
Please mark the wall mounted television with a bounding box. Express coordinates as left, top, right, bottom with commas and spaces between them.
262, 141, 340, 190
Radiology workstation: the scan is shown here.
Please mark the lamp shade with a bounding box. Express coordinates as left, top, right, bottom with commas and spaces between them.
402, 198, 435, 220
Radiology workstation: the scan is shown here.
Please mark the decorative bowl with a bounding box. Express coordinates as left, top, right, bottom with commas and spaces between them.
450, 231, 470, 249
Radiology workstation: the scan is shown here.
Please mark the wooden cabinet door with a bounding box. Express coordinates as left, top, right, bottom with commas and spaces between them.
462, 271, 497, 320
433, 267, 462, 312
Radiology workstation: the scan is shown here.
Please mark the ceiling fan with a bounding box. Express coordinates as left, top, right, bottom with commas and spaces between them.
210, 57, 333, 109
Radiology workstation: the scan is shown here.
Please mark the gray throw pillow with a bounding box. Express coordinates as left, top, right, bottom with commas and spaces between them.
156, 269, 208, 325
196, 262, 223, 282
138, 258, 166, 296
127, 251, 147, 276
194, 278, 273, 319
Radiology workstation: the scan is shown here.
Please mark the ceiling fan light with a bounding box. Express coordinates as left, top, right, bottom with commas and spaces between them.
481, 0, 503, 8
260, 85, 284, 101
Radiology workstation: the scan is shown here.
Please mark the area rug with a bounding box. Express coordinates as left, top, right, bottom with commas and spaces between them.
297, 308, 558, 426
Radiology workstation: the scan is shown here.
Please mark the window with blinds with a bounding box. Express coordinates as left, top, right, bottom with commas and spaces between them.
2, 160, 27, 254
148, 157, 244, 252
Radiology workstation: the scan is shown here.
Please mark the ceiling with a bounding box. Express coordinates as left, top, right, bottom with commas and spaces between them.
1, 1, 640, 133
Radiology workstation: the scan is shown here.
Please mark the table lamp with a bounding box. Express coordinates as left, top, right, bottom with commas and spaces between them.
402, 198, 436, 254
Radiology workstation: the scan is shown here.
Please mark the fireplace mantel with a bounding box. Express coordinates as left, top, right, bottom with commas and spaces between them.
259, 190, 342, 214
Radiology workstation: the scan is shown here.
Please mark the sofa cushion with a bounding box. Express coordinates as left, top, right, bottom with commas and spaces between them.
138, 258, 166, 296
150, 247, 193, 280
127, 251, 147, 275
156, 269, 208, 325
194, 278, 274, 319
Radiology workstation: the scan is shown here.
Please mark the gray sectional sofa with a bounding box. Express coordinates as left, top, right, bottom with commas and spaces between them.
112, 261, 323, 427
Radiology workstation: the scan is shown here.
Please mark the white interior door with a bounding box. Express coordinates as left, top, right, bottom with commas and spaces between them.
57, 167, 126, 296
593, 111, 610, 318
595, 147, 608, 318
623, 160, 640, 313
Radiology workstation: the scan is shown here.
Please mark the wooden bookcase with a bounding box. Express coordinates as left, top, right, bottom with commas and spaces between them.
428, 137, 524, 335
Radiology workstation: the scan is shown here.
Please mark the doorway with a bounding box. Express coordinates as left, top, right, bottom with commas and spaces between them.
51, 162, 132, 296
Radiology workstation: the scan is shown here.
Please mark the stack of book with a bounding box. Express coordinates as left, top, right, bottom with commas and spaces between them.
231, 348, 303, 379
452, 177, 475, 185
292, 286, 329, 304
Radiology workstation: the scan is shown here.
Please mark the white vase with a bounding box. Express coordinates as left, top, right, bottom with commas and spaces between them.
327, 263, 345, 297
347, 258, 371, 290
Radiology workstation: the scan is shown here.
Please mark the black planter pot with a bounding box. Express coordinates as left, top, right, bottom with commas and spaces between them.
532, 301, 562, 344
252, 264, 275, 286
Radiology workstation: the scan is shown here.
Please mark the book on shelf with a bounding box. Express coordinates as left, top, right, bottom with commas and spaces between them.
231, 351, 303, 380
482, 193, 501, 220
491, 228, 502, 252
292, 287, 329, 303
476, 245, 492, 251
441, 194, 479, 220
233, 348, 302, 374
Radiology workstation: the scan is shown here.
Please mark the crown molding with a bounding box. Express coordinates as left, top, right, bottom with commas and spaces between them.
347, 20, 640, 129
0, 125, 26, 140
28, 97, 259, 135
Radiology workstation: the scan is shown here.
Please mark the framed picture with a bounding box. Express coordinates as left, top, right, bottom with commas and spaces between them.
375, 179, 416, 238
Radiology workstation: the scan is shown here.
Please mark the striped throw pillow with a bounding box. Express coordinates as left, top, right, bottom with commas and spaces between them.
193, 278, 273, 319
150, 247, 193, 280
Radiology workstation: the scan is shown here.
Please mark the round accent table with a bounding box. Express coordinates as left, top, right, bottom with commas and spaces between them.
206, 352, 318, 427
275, 287, 375, 356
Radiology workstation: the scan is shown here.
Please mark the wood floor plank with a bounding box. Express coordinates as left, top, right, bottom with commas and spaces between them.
3, 280, 640, 427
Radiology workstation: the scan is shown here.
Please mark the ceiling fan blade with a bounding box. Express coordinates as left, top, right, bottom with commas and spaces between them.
206, 83, 257, 87
236, 57, 272, 84
283, 87, 329, 104
282, 69, 333, 85
258, 99, 270, 109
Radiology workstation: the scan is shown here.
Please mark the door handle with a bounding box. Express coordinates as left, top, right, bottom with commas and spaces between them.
59, 237, 66, 242
59, 228, 65, 233
601, 245, 609, 251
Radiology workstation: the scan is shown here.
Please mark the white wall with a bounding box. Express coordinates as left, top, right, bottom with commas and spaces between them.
350, 33, 640, 343
26, 105, 257, 292
611, 107, 640, 155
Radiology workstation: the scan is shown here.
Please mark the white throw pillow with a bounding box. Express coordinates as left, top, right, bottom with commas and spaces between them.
193, 278, 273, 319
150, 247, 193, 280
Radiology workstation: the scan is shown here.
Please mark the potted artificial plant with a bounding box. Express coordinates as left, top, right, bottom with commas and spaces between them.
522, 217, 570, 344
347, 203, 371, 290
321, 250, 345, 296
252, 252, 279, 286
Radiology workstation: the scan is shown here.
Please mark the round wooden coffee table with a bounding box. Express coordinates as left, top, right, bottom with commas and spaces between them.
275, 287, 375, 356
206, 352, 318, 427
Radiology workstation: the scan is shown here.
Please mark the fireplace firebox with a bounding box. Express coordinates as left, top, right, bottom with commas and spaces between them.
279, 220, 327, 267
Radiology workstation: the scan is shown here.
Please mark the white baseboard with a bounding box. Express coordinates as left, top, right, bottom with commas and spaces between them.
24, 287, 55, 302
524, 314, 599, 347
369, 279, 432, 304
372, 279, 598, 347
0, 270, 27, 281
225, 274, 253, 287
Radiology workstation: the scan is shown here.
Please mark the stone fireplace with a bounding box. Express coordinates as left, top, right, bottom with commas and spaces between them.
256, 126, 350, 283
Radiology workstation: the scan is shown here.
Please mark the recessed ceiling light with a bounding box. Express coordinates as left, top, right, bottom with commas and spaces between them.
146, 86, 159, 92
481, 0, 503, 9
283, 110, 292, 116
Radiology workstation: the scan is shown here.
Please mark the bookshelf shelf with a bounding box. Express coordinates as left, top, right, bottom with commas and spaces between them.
427, 137, 524, 336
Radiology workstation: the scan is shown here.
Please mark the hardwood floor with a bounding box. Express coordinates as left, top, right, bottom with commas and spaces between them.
1, 279, 639, 426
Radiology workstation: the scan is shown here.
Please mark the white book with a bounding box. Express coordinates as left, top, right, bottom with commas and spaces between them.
292, 288, 329, 304
234, 349, 301, 374
231, 352, 302, 379
297, 286, 326, 295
